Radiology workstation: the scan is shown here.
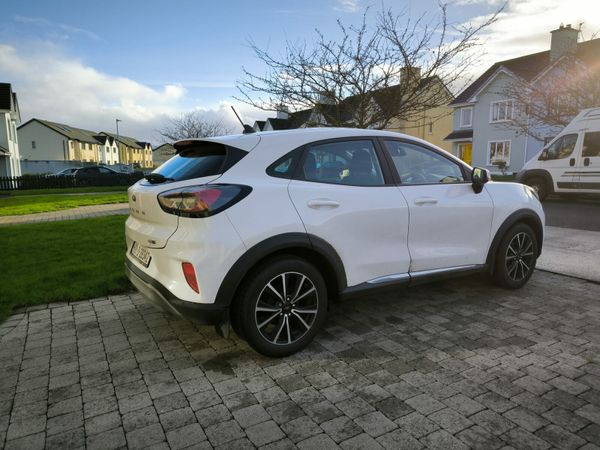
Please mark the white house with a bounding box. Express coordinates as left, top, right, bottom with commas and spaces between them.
0, 83, 21, 177
95, 135, 120, 165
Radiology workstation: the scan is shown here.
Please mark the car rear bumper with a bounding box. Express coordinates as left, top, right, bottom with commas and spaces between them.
125, 259, 228, 325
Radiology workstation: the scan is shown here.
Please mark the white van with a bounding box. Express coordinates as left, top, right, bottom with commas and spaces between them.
517, 107, 600, 200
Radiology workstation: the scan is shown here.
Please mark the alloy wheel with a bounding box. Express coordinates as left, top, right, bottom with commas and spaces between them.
505, 232, 535, 282
254, 272, 319, 345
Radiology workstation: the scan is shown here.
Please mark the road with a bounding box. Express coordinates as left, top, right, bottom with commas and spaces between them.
542, 194, 600, 231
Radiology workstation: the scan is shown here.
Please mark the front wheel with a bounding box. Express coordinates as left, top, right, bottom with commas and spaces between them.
236, 256, 327, 357
493, 223, 538, 289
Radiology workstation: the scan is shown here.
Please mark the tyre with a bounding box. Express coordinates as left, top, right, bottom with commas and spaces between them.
525, 177, 548, 201
236, 256, 327, 357
493, 223, 538, 289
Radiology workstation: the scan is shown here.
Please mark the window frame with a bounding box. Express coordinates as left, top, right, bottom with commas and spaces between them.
487, 140, 512, 166
582, 131, 600, 158
459, 107, 473, 128
489, 99, 514, 123
379, 137, 471, 186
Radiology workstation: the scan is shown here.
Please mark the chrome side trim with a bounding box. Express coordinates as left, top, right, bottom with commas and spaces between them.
366, 273, 410, 284
410, 264, 484, 278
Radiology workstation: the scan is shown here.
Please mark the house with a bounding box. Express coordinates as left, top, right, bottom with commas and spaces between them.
257, 74, 454, 152
18, 118, 103, 164
94, 135, 120, 165
0, 83, 22, 177
445, 25, 600, 173
98, 132, 153, 169
153, 143, 176, 166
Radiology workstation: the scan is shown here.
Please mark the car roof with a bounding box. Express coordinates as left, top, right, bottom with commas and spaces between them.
176, 127, 439, 153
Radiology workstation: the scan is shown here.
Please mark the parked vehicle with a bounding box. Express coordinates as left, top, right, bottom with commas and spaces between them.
518, 108, 600, 200
125, 128, 544, 357
50, 167, 81, 177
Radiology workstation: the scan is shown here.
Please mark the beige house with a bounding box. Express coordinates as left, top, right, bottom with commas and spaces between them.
100, 132, 153, 168
153, 143, 176, 166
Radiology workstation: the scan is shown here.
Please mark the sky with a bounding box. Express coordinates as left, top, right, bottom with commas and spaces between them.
1, 0, 599, 144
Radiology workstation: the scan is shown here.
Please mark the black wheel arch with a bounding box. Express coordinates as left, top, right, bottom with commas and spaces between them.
517, 169, 554, 194
215, 232, 347, 308
486, 209, 544, 273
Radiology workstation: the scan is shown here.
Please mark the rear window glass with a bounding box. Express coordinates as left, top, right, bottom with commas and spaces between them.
150, 142, 246, 182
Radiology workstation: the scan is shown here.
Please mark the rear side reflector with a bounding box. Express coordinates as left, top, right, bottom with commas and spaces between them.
182, 262, 199, 293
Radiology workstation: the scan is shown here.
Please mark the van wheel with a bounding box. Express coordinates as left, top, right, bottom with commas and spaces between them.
494, 223, 538, 289
236, 256, 327, 357
525, 177, 547, 201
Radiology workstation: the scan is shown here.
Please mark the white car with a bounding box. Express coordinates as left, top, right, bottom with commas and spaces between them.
125, 128, 544, 357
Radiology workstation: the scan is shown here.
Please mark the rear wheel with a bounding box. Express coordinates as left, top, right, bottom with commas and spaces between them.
493, 223, 538, 289
236, 256, 327, 357
525, 177, 548, 201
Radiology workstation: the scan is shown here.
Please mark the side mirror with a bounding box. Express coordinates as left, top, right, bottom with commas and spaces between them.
472, 167, 490, 194
538, 150, 548, 161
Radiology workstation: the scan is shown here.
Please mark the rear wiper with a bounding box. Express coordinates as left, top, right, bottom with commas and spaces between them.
144, 173, 175, 184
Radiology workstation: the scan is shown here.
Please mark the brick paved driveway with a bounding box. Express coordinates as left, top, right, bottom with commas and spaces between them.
1, 271, 599, 450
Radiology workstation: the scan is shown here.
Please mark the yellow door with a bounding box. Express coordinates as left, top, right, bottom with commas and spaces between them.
459, 143, 472, 165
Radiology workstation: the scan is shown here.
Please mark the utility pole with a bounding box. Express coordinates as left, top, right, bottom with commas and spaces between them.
115, 118, 122, 170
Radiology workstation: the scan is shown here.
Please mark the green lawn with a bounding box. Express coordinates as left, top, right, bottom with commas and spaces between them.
0, 192, 128, 216
0, 186, 128, 196
0, 216, 131, 322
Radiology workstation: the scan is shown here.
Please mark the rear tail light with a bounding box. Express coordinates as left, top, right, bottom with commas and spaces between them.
157, 184, 251, 218
182, 262, 199, 293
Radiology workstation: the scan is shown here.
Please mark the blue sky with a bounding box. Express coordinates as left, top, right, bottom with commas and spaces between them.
1, 0, 598, 143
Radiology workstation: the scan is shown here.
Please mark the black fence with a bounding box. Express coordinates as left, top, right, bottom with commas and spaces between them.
0, 174, 145, 191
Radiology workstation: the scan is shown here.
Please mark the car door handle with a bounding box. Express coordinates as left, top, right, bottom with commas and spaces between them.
307, 199, 340, 209
570, 158, 576, 167
584, 158, 591, 166
414, 197, 438, 206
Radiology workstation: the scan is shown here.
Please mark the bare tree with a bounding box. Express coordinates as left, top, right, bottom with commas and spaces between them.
236, 5, 501, 129
503, 54, 600, 141
158, 111, 233, 142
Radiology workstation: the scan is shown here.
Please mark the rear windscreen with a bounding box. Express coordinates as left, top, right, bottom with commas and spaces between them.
150, 142, 246, 182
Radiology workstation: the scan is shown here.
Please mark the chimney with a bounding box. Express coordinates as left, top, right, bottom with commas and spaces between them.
399, 66, 422, 85
318, 91, 335, 105
276, 104, 289, 120
550, 24, 578, 61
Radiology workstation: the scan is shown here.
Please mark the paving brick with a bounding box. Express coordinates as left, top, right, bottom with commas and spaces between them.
321, 416, 362, 443
46, 427, 85, 450
341, 432, 384, 449
206, 419, 245, 447
501, 426, 551, 450
471, 409, 515, 435
159, 406, 196, 432
246, 420, 285, 446
543, 406, 590, 432
233, 403, 271, 428
122, 405, 159, 432
302, 399, 342, 423
377, 428, 423, 450
420, 429, 470, 450
297, 433, 340, 450
336, 396, 376, 418
428, 407, 473, 434
443, 393, 485, 416
86, 426, 126, 450
166, 423, 207, 449
267, 400, 305, 425
456, 425, 504, 450
4, 432, 46, 450
126, 422, 166, 449
85, 410, 121, 435
280, 416, 322, 443
576, 404, 600, 425
375, 396, 414, 420
396, 412, 439, 438
535, 424, 586, 450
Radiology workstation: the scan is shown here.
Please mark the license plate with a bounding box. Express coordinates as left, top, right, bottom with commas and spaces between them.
130, 241, 151, 267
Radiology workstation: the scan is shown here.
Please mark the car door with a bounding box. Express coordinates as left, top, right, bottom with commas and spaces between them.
538, 133, 580, 192
381, 139, 494, 273
288, 138, 411, 287
575, 130, 600, 192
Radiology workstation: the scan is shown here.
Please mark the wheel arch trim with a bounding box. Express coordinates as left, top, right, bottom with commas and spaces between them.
214, 232, 347, 307
486, 208, 544, 272
518, 169, 554, 193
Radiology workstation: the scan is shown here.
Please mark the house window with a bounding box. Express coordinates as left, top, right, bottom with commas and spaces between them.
488, 141, 511, 165
460, 107, 472, 128
32, 141, 36, 149
490, 100, 514, 123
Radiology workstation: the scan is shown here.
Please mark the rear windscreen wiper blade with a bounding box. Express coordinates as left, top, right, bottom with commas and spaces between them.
144, 173, 175, 184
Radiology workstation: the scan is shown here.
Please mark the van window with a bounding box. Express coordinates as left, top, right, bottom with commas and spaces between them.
582, 132, 600, 158
541, 134, 577, 160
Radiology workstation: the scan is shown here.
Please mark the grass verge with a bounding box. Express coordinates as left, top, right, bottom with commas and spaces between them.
0, 192, 128, 216
0, 215, 130, 323
0, 186, 128, 196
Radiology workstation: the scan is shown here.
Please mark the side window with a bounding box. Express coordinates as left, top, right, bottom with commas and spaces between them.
266, 148, 303, 179
582, 132, 600, 158
542, 134, 578, 160
301, 140, 384, 186
384, 140, 465, 185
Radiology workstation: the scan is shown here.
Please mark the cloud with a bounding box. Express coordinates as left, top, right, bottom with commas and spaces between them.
461, 0, 600, 72
14, 15, 101, 41
334, 0, 362, 13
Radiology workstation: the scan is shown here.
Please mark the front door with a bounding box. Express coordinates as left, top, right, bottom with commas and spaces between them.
382, 139, 494, 272
575, 130, 600, 192
288, 138, 411, 287
458, 143, 473, 166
